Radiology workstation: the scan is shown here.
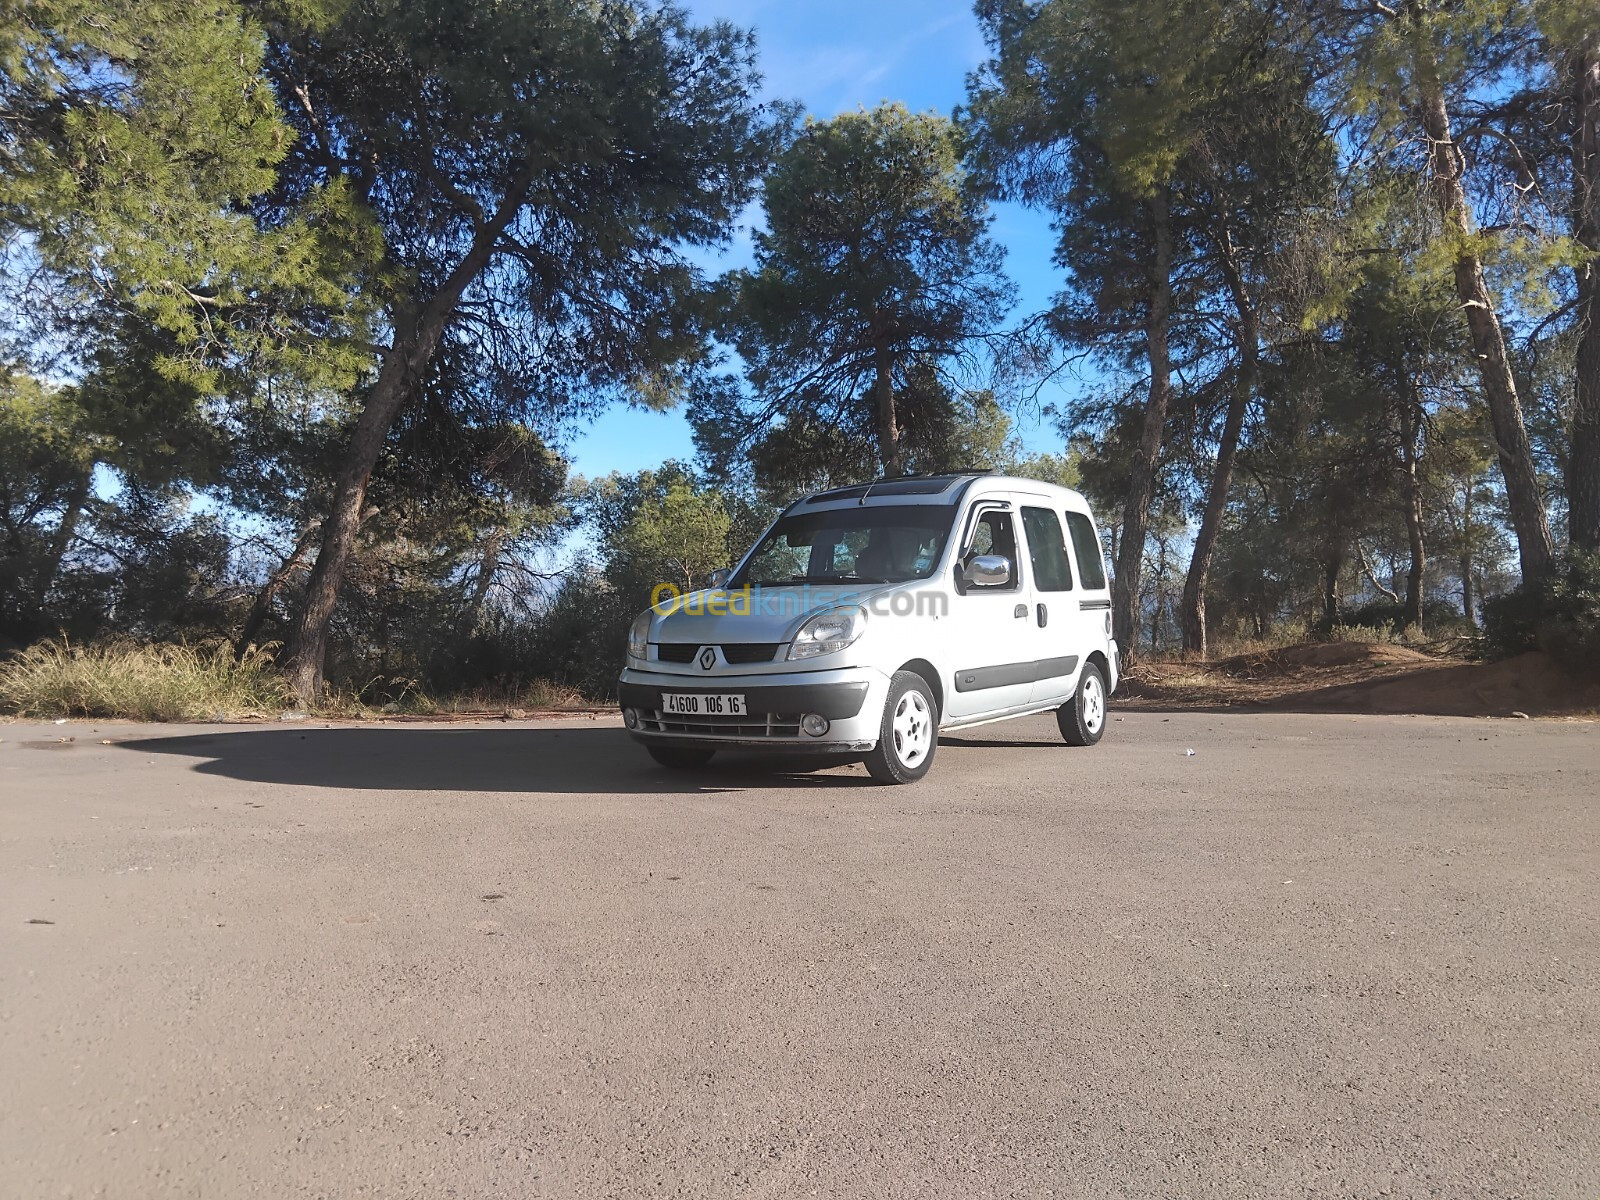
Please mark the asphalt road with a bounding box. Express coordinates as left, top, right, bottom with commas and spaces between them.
3, 711, 1597, 1199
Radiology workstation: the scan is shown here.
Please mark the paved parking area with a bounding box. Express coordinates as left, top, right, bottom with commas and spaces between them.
3, 711, 1597, 1198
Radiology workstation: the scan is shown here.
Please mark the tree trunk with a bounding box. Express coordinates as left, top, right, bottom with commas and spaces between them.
1322, 549, 1342, 633
280, 341, 414, 701
873, 343, 901, 477
1149, 533, 1169, 653
1569, 41, 1600, 551
1112, 189, 1174, 662
1400, 389, 1426, 635
1179, 372, 1249, 659
464, 530, 504, 624
35, 468, 90, 609
235, 520, 321, 660
1460, 475, 1477, 624
1181, 215, 1256, 659
1402, 471, 1426, 633
1418, 82, 1555, 581
281, 171, 535, 703
1356, 541, 1402, 604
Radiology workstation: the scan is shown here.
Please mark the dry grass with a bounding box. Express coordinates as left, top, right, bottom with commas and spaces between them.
1204, 623, 1317, 659
1322, 623, 1406, 645
359, 680, 593, 717
0, 640, 293, 722
0, 641, 597, 723
1198, 622, 1408, 663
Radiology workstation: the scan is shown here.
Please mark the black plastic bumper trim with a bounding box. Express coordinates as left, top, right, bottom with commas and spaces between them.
629, 731, 875, 752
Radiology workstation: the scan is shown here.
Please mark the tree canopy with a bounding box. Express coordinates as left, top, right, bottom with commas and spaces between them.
699, 102, 1013, 481
2, 0, 1598, 700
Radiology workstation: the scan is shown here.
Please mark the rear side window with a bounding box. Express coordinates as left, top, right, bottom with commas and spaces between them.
1065, 511, 1107, 590
1021, 507, 1073, 592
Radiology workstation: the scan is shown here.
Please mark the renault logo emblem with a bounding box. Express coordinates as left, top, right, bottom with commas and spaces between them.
699, 647, 716, 671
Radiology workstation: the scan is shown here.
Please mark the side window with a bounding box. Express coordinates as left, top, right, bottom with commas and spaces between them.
960, 508, 1019, 590
1065, 511, 1108, 590
1021, 506, 1073, 592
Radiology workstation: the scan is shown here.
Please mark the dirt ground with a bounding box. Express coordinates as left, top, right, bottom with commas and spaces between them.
1121, 644, 1600, 718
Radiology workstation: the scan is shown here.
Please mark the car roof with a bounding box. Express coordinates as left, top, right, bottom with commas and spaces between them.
792, 472, 1093, 514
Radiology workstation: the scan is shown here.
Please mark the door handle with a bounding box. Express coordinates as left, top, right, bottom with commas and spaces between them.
1013, 604, 1028, 619
1037, 603, 1048, 627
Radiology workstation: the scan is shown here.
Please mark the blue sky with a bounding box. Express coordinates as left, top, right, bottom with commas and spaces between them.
562, 0, 1068, 481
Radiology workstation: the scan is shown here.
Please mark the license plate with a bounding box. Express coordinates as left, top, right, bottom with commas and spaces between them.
662, 692, 746, 716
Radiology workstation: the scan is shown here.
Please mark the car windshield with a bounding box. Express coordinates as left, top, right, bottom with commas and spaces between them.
733, 505, 956, 586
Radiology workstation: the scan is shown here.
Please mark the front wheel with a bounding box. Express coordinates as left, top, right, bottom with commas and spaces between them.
863, 671, 938, 784
646, 745, 715, 769
1057, 662, 1107, 747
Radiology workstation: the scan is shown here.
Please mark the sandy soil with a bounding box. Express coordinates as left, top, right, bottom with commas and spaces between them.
1121, 644, 1600, 718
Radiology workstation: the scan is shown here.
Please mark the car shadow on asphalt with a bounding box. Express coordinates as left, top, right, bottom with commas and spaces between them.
123, 726, 880, 794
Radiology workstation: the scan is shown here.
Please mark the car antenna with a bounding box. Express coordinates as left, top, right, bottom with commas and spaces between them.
858, 479, 877, 506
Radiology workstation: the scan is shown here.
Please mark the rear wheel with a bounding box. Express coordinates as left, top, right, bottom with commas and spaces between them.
1057, 662, 1107, 747
646, 745, 715, 769
863, 671, 938, 784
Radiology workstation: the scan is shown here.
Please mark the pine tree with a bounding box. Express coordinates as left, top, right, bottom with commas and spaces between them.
259, 0, 782, 700
706, 103, 1012, 480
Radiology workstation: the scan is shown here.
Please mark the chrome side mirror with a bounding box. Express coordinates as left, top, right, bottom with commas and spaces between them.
708, 567, 732, 589
963, 554, 1011, 587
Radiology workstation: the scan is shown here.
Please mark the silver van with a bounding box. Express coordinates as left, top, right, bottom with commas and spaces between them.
617, 473, 1118, 783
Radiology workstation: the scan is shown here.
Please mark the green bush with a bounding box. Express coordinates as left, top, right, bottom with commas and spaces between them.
1322, 622, 1400, 645
1342, 598, 1478, 638
1482, 550, 1600, 677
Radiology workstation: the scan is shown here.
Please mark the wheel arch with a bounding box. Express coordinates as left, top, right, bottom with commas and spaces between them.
895, 658, 944, 718
1085, 649, 1112, 693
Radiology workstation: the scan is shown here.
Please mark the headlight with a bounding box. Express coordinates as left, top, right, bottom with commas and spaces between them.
787, 605, 867, 661
627, 610, 653, 660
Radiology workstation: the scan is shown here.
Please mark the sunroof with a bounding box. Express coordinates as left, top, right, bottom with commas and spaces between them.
802, 475, 971, 504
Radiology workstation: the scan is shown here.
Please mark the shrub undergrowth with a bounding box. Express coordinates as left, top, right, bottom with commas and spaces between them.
0, 640, 293, 721
1483, 550, 1600, 676
0, 639, 596, 721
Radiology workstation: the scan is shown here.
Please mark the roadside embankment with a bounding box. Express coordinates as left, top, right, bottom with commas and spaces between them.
1122, 643, 1600, 718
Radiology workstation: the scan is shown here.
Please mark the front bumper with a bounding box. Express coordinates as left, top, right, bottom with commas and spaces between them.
617, 664, 891, 751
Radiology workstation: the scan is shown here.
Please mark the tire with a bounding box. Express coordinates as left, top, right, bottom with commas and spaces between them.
646, 744, 715, 769
863, 670, 938, 784
1057, 661, 1107, 747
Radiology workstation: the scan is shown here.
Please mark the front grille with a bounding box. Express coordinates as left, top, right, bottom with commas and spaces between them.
640, 709, 803, 738
653, 643, 781, 665
721, 643, 781, 664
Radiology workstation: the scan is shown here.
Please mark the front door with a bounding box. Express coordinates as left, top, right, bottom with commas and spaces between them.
941, 503, 1039, 720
